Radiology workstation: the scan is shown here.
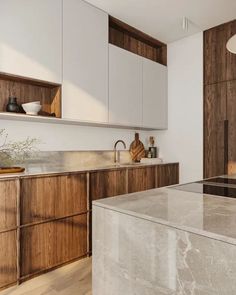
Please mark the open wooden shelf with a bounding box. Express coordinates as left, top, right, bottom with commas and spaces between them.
0, 72, 61, 118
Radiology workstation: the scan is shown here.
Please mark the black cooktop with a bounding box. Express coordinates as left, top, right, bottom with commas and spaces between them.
172, 177, 236, 199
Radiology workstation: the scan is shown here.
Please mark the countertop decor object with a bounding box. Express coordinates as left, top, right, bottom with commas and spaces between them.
0, 129, 39, 167
22, 102, 42, 115
6, 97, 20, 113
129, 133, 145, 162
0, 167, 25, 174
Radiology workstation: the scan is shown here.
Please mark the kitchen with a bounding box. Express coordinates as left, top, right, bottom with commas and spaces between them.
0, 0, 235, 294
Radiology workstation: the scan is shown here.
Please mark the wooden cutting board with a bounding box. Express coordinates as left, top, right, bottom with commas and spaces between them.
129, 133, 145, 162
0, 167, 25, 174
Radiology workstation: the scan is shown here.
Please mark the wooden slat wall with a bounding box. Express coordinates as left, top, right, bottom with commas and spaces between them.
204, 19, 236, 178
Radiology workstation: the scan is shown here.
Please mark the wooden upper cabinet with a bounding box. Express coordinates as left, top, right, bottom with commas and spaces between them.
142, 58, 168, 129
0, 0, 62, 83
109, 44, 143, 126
204, 20, 236, 85
156, 164, 179, 187
62, 0, 109, 123
90, 169, 127, 201
0, 179, 18, 232
128, 166, 156, 193
20, 173, 87, 225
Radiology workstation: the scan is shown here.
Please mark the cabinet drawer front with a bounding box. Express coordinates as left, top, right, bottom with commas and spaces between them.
128, 167, 156, 193
156, 164, 179, 187
90, 169, 127, 201
0, 230, 17, 288
0, 180, 18, 232
20, 174, 87, 225
20, 214, 87, 277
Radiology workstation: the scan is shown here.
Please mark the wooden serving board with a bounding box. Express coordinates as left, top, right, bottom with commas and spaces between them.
0, 167, 25, 174
129, 133, 146, 162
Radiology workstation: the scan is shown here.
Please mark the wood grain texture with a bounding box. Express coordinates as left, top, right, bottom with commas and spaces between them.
0, 230, 17, 289
204, 83, 227, 178
20, 174, 87, 225
204, 19, 236, 178
227, 80, 236, 174
90, 169, 127, 202
109, 16, 167, 65
128, 166, 156, 193
0, 180, 18, 232
20, 214, 87, 278
0, 73, 61, 117
156, 164, 179, 187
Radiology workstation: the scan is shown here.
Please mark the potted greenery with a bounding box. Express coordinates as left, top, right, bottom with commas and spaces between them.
0, 129, 39, 173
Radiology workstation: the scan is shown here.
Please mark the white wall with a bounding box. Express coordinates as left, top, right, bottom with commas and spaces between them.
154, 32, 203, 183
0, 119, 149, 151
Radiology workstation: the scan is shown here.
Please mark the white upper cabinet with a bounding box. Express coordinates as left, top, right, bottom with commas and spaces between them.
0, 0, 62, 83
109, 44, 142, 126
63, 0, 108, 123
142, 58, 168, 129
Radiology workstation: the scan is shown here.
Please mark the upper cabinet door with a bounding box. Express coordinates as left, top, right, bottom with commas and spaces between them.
63, 0, 108, 123
109, 44, 142, 126
142, 58, 168, 129
0, 0, 62, 83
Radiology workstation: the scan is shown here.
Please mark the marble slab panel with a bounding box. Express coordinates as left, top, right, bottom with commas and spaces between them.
93, 205, 236, 295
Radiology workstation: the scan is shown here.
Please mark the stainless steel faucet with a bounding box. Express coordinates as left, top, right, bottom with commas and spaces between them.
114, 140, 126, 163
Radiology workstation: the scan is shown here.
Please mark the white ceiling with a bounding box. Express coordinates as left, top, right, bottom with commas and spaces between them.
85, 0, 236, 43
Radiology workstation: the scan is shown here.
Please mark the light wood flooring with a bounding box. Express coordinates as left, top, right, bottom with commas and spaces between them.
0, 258, 92, 295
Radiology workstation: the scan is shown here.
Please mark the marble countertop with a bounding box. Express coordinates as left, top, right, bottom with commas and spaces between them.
93, 177, 236, 245
0, 161, 177, 179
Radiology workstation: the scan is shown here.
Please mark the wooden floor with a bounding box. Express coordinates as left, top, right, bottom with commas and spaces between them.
0, 258, 92, 295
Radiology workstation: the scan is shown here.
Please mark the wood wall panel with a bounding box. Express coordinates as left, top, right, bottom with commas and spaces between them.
156, 164, 179, 187
204, 19, 236, 178
204, 83, 227, 178
128, 166, 156, 193
20, 214, 87, 278
0, 179, 18, 232
227, 81, 236, 174
90, 169, 127, 201
109, 17, 167, 65
20, 174, 87, 225
0, 230, 17, 289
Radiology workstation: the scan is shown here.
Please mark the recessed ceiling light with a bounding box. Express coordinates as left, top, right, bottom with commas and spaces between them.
226, 34, 236, 54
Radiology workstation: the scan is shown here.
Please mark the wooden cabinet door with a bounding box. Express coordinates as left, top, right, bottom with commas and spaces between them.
63, 0, 108, 123
0, 230, 17, 288
0, 0, 62, 83
204, 83, 227, 178
0, 179, 18, 232
109, 44, 143, 126
20, 173, 87, 225
20, 214, 87, 278
142, 57, 168, 129
128, 167, 156, 193
156, 164, 179, 188
90, 169, 127, 202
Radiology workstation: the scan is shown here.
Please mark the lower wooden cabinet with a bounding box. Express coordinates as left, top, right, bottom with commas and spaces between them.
90, 169, 127, 201
156, 163, 179, 187
0, 230, 17, 289
128, 166, 156, 193
20, 214, 87, 278
20, 173, 87, 225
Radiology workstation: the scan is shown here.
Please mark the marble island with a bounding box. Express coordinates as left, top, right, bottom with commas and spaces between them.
93, 176, 236, 295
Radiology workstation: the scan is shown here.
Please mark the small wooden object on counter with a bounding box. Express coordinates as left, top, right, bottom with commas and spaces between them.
0, 167, 25, 174
129, 133, 145, 162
